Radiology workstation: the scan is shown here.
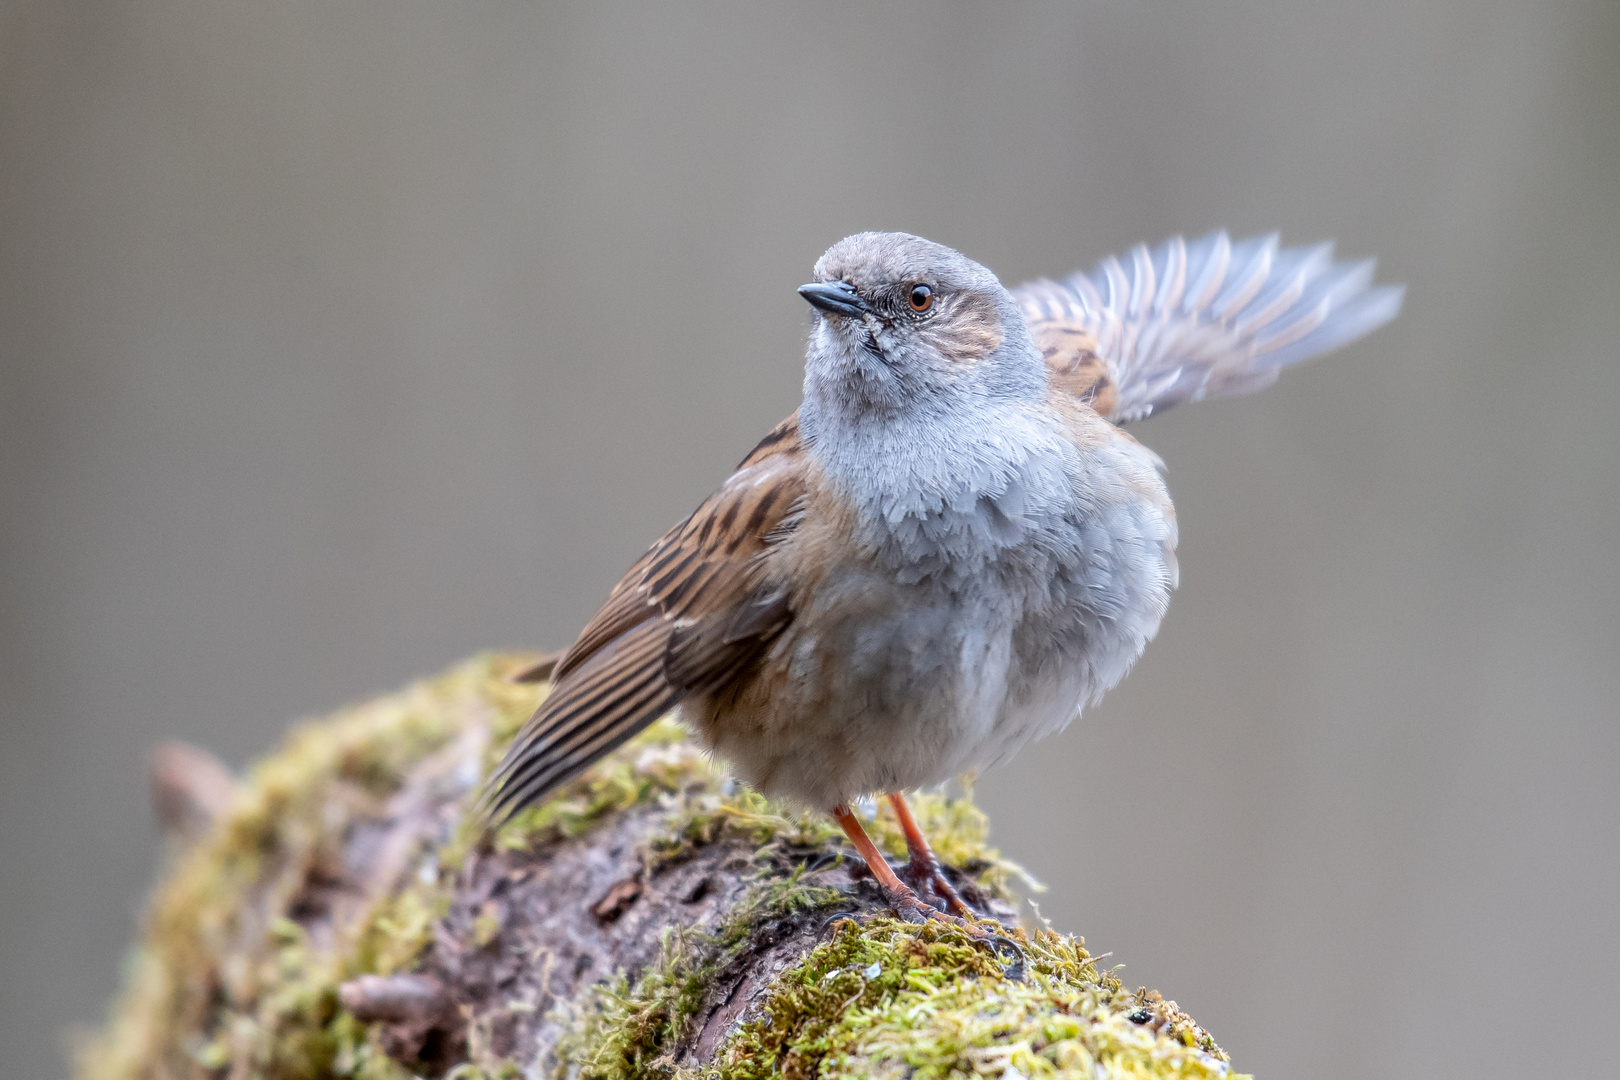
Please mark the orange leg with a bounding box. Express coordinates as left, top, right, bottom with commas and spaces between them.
833, 803, 979, 930
887, 792, 974, 918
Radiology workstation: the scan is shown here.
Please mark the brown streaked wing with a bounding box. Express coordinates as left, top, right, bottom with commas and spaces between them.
551, 412, 804, 682
485, 413, 808, 821
486, 618, 678, 818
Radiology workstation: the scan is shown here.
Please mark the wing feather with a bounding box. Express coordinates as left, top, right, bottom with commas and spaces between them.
489, 619, 676, 815
484, 415, 807, 821
1017, 230, 1402, 424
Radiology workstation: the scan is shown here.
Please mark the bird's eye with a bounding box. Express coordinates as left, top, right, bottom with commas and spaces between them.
908, 284, 934, 313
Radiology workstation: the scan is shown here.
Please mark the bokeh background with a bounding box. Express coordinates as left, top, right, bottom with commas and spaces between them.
3, 2, 1617, 1077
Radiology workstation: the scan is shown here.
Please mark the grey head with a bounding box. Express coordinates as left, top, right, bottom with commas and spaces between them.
797, 232, 1045, 424
796, 233, 1076, 571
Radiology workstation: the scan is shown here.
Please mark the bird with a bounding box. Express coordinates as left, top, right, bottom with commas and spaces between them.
485, 229, 1402, 929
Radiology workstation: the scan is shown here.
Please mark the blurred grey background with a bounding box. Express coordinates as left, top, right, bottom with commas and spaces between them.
2, 2, 1617, 1077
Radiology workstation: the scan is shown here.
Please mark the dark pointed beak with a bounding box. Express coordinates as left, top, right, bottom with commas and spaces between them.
798, 280, 870, 318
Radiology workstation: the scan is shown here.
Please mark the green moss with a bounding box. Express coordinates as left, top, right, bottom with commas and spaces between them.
555, 924, 714, 1080
553, 907, 1243, 1080
554, 865, 849, 1080
710, 920, 1240, 1080
355, 885, 448, 977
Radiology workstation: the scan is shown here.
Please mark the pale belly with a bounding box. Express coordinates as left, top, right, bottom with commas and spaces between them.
687, 549, 1157, 809
689, 421, 1178, 809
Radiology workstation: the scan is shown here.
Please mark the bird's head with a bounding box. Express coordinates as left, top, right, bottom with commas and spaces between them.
798, 232, 1044, 422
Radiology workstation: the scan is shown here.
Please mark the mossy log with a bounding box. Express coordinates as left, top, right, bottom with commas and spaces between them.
80, 655, 1246, 1080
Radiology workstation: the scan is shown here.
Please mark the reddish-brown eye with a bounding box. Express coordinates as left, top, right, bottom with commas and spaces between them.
908, 284, 934, 313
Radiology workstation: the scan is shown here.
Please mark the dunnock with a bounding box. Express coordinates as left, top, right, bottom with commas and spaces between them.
486, 230, 1402, 927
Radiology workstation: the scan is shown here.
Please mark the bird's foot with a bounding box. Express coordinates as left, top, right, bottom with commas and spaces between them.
830, 800, 1019, 974
885, 882, 973, 929
882, 882, 1025, 977
898, 851, 976, 919
882, 882, 998, 938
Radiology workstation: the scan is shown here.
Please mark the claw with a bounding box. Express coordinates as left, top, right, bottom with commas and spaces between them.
984, 933, 1026, 981
887, 885, 956, 926
900, 850, 976, 918
881, 883, 1025, 979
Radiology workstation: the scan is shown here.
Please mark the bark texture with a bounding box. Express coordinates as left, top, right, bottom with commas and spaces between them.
79, 654, 1245, 1080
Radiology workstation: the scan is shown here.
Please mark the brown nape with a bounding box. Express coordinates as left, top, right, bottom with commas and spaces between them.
920, 291, 1004, 364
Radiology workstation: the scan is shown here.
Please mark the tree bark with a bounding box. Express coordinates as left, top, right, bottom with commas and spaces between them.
80, 654, 1243, 1080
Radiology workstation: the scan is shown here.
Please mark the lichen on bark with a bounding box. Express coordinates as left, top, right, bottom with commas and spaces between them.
79, 654, 1246, 1080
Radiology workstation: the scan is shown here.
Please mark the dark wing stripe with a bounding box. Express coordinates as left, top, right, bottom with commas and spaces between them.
740, 490, 781, 546
505, 681, 675, 804
737, 415, 800, 467
493, 679, 674, 815
669, 560, 731, 608
515, 658, 666, 770
646, 551, 702, 598
487, 621, 674, 819
552, 577, 663, 680
492, 692, 674, 817
494, 690, 680, 816
507, 625, 665, 754
493, 619, 665, 770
